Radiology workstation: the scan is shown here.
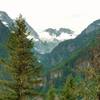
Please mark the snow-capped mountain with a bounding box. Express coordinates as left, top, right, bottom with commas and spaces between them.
25, 22, 39, 40
0, 11, 74, 54
36, 28, 75, 54
39, 19, 100, 68
34, 28, 75, 54
0, 11, 13, 27
34, 38, 59, 54
0, 11, 39, 39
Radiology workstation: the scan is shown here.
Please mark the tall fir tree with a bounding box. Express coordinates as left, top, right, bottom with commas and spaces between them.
77, 66, 99, 100
0, 15, 41, 100
46, 86, 56, 100
60, 75, 79, 100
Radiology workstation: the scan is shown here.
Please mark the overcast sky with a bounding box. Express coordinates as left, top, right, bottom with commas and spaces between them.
0, 0, 100, 35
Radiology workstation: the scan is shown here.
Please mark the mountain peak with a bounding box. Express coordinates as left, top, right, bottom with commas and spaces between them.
45, 28, 74, 37
92, 19, 100, 24
0, 11, 8, 15
82, 19, 100, 34
0, 11, 10, 19
0, 11, 13, 27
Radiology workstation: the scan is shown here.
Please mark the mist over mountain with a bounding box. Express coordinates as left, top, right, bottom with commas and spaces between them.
39, 19, 100, 68
0, 11, 74, 54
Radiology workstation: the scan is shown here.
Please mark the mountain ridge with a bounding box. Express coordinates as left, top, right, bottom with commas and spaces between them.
0, 11, 74, 54
38, 19, 100, 68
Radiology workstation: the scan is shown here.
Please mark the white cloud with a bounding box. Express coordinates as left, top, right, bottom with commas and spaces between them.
56, 33, 75, 41
39, 31, 76, 41
0, 0, 100, 35
39, 32, 55, 41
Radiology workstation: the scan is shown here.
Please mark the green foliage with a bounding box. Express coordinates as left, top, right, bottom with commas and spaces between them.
59, 66, 100, 100
76, 66, 100, 100
60, 75, 79, 100
0, 15, 42, 100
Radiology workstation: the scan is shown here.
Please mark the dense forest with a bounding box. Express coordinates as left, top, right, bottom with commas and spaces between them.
0, 15, 100, 100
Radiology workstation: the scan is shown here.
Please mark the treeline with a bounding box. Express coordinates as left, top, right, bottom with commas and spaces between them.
0, 15, 100, 100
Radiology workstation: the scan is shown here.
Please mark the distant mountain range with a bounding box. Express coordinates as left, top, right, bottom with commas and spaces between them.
0, 11, 100, 72
38, 19, 100, 69
0, 11, 74, 54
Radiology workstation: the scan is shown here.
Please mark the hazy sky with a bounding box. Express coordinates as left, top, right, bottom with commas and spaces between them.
0, 0, 100, 35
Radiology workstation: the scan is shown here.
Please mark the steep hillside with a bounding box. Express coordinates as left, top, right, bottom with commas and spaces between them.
39, 19, 100, 68
0, 20, 10, 58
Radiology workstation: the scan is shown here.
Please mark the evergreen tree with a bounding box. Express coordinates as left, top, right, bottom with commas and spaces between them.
60, 75, 79, 100
77, 66, 98, 100
0, 15, 41, 100
46, 86, 56, 100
